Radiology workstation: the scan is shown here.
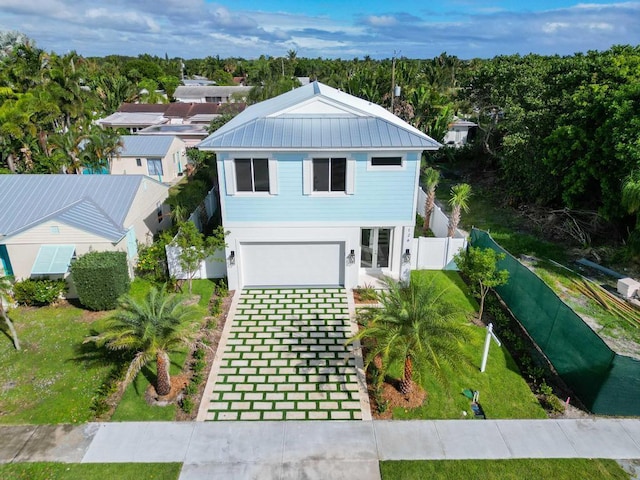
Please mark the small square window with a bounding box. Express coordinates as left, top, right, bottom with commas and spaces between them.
235, 158, 269, 192
50, 226, 60, 234
313, 158, 346, 192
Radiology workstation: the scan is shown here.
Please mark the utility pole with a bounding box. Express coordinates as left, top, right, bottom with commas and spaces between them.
390, 51, 396, 113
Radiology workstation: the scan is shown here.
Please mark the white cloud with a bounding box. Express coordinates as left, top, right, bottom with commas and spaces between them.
0, 1, 637, 59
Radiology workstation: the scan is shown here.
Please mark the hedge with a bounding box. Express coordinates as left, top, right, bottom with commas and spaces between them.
71, 251, 130, 311
13, 278, 67, 306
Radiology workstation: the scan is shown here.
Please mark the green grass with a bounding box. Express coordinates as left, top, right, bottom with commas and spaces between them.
435, 176, 567, 262
0, 462, 181, 480
0, 303, 113, 424
110, 278, 215, 421
380, 459, 629, 480
386, 271, 546, 420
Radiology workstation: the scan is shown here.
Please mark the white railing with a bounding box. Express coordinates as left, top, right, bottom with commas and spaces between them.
413, 187, 468, 269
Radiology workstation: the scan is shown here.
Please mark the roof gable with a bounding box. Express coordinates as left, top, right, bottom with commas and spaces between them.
119, 135, 178, 157
0, 175, 158, 241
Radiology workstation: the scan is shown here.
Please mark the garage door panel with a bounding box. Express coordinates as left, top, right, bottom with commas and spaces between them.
241, 242, 344, 287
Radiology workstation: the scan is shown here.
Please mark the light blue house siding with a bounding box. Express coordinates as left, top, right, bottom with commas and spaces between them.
219, 151, 420, 223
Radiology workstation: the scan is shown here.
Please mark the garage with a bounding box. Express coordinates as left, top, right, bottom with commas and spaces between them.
240, 241, 344, 287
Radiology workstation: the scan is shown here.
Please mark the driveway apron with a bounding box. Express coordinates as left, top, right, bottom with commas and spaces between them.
199, 288, 368, 421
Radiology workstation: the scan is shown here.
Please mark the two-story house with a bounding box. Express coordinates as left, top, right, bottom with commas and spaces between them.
197, 81, 441, 291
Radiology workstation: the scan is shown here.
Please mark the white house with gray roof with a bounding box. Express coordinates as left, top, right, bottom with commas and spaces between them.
174, 85, 252, 104
112, 135, 186, 183
197, 81, 441, 290
0, 175, 171, 291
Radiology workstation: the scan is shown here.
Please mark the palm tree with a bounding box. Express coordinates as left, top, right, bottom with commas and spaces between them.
0, 276, 20, 350
349, 277, 470, 395
422, 167, 440, 234
84, 287, 199, 396
447, 183, 472, 237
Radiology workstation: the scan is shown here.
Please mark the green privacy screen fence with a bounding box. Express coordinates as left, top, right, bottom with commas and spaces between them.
471, 228, 640, 416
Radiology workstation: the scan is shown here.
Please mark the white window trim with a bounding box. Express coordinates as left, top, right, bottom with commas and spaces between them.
303, 154, 355, 195
224, 155, 278, 196
366, 153, 406, 171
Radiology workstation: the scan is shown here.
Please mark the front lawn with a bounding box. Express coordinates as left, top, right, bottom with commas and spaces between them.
110, 278, 215, 421
378, 271, 546, 419
0, 303, 112, 424
380, 459, 628, 479
0, 462, 181, 480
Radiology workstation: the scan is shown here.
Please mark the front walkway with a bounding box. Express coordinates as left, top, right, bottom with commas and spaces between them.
197, 288, 369, 421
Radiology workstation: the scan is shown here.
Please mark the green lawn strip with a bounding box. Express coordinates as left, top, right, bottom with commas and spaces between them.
110, 279, 215, 421
379, 459, 628, 480
0, 462, 181, 480
0, 303, 112, 424
388, 271, 546, 420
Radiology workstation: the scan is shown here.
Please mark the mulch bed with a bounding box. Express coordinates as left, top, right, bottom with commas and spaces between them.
175, 290, 235, 421
370, 381, 427, 420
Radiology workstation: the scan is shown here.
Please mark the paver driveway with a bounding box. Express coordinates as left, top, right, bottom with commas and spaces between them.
199, 288, 368, 421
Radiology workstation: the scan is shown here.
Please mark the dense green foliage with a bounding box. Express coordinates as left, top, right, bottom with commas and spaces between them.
70, 251, 130, 311
2, 31, 639, 246
12, 278, 67, 306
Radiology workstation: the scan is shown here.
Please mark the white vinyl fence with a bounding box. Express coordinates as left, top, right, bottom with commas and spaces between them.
413, 187, 467, 270
166, 187, 227, 280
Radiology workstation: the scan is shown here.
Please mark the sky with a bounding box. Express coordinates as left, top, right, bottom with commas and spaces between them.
1, 0, 639, 60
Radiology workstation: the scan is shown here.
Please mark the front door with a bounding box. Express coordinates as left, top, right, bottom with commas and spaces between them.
360, 228, 392, 269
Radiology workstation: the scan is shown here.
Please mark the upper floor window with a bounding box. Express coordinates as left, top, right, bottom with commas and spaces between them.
236, 158, 269, 192
303, 155, 354, 195
313, 158, 346, 192
371, 156, 402, 167
224, 157, 278, 195
368, 154, 405, 170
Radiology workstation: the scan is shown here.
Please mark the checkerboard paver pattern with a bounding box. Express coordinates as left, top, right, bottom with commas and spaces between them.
204, 288, 363, 421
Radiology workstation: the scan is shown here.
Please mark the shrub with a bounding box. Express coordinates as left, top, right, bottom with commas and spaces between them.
71, 251, 130, 311
12, 278, 67, 306
181, 396, 194, 414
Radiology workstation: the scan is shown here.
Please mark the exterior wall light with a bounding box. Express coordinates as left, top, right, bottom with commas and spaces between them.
347, 249, 356, 265
229, 250, 235, 265
402, 248, 411, 263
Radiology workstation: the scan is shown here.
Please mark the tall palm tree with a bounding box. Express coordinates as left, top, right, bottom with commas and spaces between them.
349, 277, 470, 395
447, 183, 472, 237
85, 287, 199, 396
0, 276, 20, 351
422, 167, 440, 234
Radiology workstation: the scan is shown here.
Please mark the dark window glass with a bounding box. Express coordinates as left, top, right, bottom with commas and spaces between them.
313, 158, 330, 191
371, 157, 402, 166
136, 158, 142, 167
253, 159, 270, 192
235, 159, 253, 191
331, 158, 346, 191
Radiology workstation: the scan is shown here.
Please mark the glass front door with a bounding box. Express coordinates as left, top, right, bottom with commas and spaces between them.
360, 228, 392, 268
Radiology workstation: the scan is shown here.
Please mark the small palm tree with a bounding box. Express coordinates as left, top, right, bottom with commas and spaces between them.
350, 277, 470, 395
0, 276, 20, 350
447, 183, 472, 237
422, 167, 440, 234
85, 287, 199, 396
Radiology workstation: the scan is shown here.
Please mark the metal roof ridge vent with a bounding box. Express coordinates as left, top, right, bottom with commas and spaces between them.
313, 80, 320, 95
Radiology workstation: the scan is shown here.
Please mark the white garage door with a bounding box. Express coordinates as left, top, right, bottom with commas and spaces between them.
241, 242, 344, 287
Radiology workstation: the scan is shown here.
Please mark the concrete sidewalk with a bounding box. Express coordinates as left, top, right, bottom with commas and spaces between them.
2, 419, 640, 479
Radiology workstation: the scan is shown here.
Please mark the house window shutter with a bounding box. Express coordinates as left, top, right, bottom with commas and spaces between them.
268, 158, 278, 194
224, 158, 236, 195
303, 158, 311, 195
346, 157, 355, 194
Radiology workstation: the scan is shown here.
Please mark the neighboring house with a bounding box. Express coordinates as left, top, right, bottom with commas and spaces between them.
136, 124, 208, 148
97, 102, 246, 134
197, 81, 441, 291
113, 135, 187, 183
174, 85, 253, 104
0, 175, 171, 289
443, 118, 478, 147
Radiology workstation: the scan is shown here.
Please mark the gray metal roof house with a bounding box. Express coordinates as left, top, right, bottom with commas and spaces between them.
0, 175, 171, 286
